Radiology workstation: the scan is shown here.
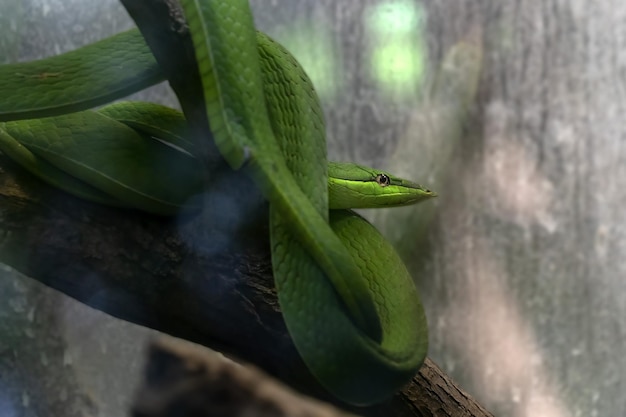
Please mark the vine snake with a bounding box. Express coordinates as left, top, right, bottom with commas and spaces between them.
0, 0, 434, 405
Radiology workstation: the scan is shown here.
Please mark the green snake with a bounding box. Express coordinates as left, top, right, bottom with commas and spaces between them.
0, 0, 433, 405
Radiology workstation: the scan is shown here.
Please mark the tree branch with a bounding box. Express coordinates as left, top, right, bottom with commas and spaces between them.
0, 1, 492, 415
0, 155, 492, 417
133, 336, 359, 417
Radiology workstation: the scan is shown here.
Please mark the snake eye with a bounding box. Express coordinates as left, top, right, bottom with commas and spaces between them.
375, 173, 390, 187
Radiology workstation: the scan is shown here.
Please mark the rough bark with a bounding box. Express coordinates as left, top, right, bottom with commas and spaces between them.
0, 0, 493, 415
4, 0, 624, 415
0, 155, 492, 417
133, 337, 494, 417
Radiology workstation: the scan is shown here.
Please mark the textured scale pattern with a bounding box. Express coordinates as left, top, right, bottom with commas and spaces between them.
98, 102, 195, 154
179, 0, 428, 405
255, 26, 428, 404
182, 0, 385, 341
0, 1, 429, 405
182, 0, 271, 168
257, 33, 328, 220
272, 209, 427, 404
0, 111, 203, 214
0, 31, 163, 121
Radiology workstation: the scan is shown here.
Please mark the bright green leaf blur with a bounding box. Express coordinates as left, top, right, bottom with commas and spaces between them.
365, 0, 427, 99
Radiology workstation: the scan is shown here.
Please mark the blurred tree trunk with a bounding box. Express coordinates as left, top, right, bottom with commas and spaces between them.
367, 2, 626, 416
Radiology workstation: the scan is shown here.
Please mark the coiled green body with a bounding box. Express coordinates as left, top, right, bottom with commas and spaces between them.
0, 1, 433, 405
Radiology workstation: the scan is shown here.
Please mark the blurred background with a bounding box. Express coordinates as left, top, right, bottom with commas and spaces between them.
1, 0, 623, 416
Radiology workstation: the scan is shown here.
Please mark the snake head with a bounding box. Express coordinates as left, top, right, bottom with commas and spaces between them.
327, 161, 436, 209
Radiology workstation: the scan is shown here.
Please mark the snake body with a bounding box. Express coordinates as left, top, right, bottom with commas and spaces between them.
0, 1, 432, 405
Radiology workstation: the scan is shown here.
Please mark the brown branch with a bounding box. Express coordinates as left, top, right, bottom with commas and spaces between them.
0, 1, 492, 415
133, 336, 358, 417
0, 155, 493, 417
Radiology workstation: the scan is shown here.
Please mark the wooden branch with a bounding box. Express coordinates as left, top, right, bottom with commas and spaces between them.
0, 155, 492, 417
133, 336, 358, 417
0, 1, 492, 415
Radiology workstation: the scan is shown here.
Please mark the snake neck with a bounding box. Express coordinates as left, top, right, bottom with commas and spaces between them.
246, 152, 383, 342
